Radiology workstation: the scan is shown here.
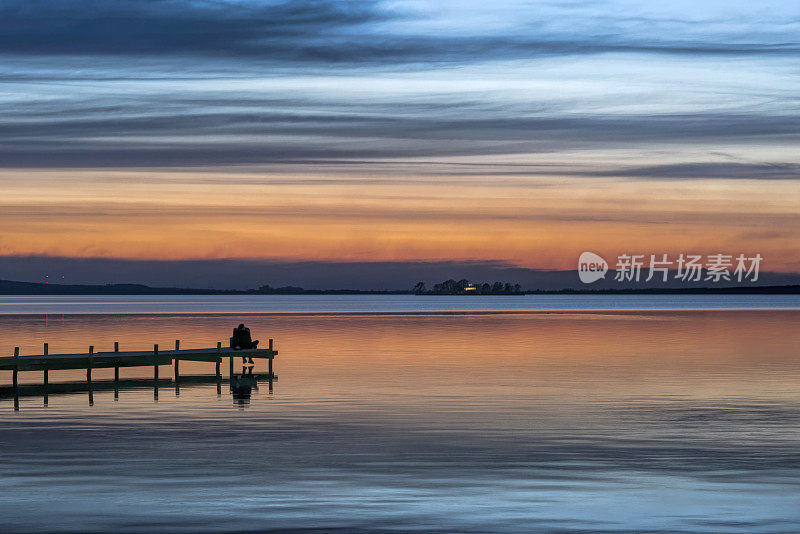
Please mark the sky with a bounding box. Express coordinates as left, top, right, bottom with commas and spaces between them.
1, 0, 799, 288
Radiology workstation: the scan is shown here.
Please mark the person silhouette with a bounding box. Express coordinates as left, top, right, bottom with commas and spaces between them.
230, 323, 259, 363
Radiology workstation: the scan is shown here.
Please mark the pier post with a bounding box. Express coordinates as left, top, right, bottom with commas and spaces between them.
43, 343, 49, 386
13, 346, 19, 388
216, 342, 222, 395
114, 342, 120, 382
87, 346, 94, 406
215, 341, 222, 378
43, 343, 49, 406
87, 345, 93, 382
174, 339, 180, 384
217, 341, 222, 398
268, 338, 274, 378
13, 347, 19, 411
229, 349, 234, 378
153, 344, 159, 400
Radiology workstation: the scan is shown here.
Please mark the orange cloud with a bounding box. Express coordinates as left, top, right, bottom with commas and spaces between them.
1, 169, 798, 272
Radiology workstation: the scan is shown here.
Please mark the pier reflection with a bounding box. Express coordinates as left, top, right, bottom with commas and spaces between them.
2, 371, 276, 410
231, 365, 256, 406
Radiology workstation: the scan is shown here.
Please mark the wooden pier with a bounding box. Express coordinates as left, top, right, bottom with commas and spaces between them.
1, 339, 277, 410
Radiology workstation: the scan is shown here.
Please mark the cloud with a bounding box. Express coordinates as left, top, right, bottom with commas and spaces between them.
1, 107, 799, 168
1, 0, 798, 63
1, 0, 798, 172
0, 0, 384, 58
590, 162, 800, 180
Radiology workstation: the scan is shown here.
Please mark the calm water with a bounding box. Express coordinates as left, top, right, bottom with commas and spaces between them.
1, 300, 800, 532
0, 293, 798, 314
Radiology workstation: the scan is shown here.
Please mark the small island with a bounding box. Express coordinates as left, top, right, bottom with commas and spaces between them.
413, 279, 523, 295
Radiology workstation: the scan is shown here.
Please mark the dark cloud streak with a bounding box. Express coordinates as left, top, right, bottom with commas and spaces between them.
589, 162, 800, 180
1, 0, 797, 63
0, 0, 383, 58
1, 109, 798, 169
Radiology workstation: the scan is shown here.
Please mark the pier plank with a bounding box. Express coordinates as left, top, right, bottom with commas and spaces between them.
0, 346, 277, 371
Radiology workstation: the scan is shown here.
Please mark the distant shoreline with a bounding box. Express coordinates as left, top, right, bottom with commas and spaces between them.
2, 309, 799, 318
1, 279, 799, 295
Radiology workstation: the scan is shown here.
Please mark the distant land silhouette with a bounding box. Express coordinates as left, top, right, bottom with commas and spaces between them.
1, 279, 799, 295
3, 257, 800, 291
414, 279, 524, 295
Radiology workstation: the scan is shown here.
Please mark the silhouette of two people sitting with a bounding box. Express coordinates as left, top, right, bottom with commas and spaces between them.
230, 323, 259, 364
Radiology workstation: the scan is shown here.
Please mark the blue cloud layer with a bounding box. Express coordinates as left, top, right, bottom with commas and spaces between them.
1, 0, 798, 174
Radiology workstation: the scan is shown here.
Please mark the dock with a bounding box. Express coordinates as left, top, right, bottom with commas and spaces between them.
1, 339, 277, 410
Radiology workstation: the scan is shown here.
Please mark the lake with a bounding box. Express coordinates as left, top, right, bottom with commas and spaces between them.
0, 293, 799, 314
1, 296, 799, 532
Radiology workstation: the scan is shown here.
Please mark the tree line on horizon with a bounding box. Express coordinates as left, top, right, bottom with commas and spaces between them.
413, 279, 523, 295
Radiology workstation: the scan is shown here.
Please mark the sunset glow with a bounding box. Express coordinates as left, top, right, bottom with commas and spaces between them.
3, 169, 798, 271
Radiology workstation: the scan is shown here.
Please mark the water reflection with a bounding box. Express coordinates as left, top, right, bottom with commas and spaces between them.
1, 310, 799, 532
2, 372, 276, 410
231, 365, 257, 407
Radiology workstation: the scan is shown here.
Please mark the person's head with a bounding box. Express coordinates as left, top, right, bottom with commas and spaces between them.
238, 323, 245, 329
